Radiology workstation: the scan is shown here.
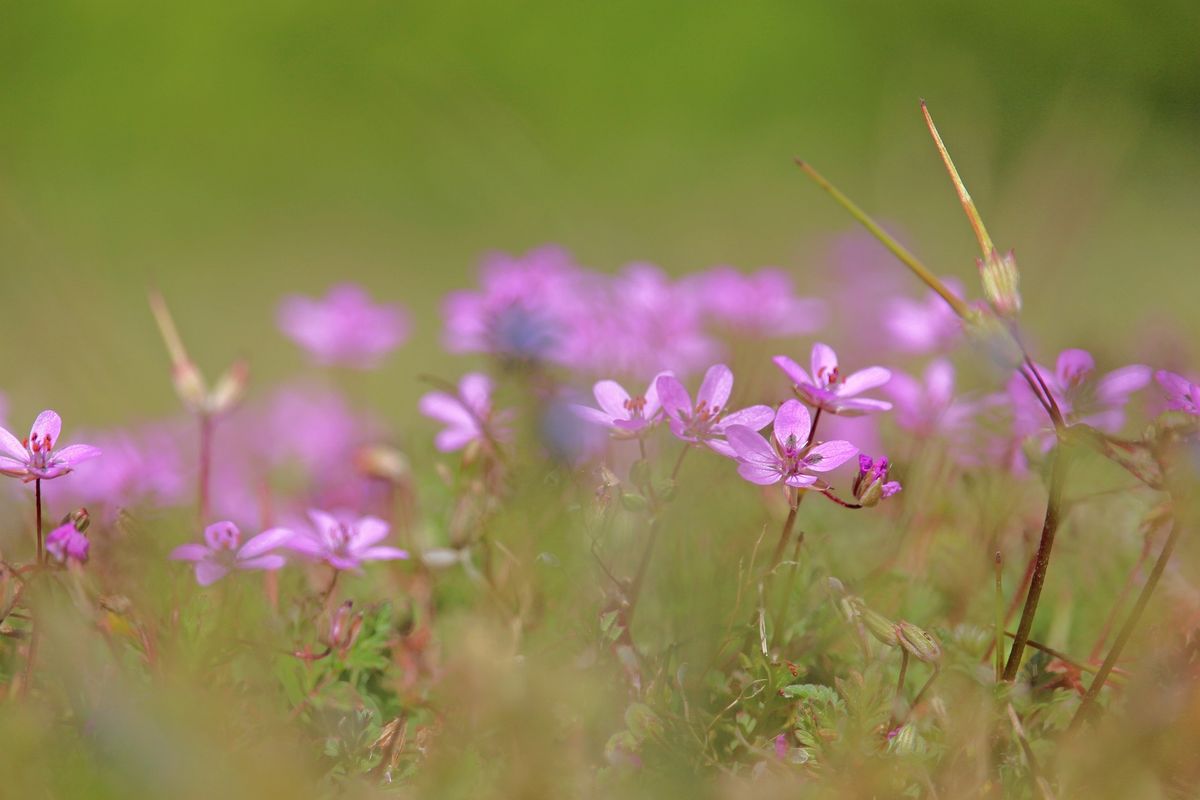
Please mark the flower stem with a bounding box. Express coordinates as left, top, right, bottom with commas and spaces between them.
670, 445, 690, 482
767, 494, 800, 570
769, 528, 806, 649
198, 413, 213, 522
1069, 509, 1184, 732
1003, 448, 1070, 681
34, 479, 43, 565
895, 648, 910, 706
994, 551, 1005, 683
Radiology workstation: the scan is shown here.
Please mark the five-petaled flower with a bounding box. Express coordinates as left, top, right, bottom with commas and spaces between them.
0, 410, 101, 483
278, 283, 410, 369
773, 344, 892, 416
170, 521, 294, 586
286, 510, 409, 571
1156, 370, 1200, 417
656, 364, 774, 456
418, 373, 512, 452
852, 454, 902, 507
46, 522, 90, 565
725, 399, 858, 487
572, 372, 672, 437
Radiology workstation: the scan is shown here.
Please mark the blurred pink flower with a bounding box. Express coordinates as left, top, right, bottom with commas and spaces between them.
656, 364, 773, 457
1156, 370, 1200, 416
774, 344, 892, 416
286, 510, 408, 571
419, 373, 512, 452
46, 522, 90, 565
885, 359, 975, 435
686, 266, 826, 337
170, 521, 293, 586
882, 279, 964, 354
54, 424, 187, 511
572, 373, 672, 437
0, 410, 101, 483
278, 284, 409, 368
725, 399, 858, 488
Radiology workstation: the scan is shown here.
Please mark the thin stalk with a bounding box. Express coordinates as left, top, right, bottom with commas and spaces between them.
994, 551, 1005, 682
896, 648, 910, 705
794, 160, 972, 319
767, 496, 800, 570
920, 100, 995, 258
1069, 512, 1183, 732
625, 518, 660, 626
1004, 449, 1070, 680
769, 528, 807, 649
198, 413, 213, 522
670, 445, 690, 482
35, 479, 43, 565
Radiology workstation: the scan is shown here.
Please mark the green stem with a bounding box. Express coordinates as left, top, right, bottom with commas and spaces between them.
1004, 448, 1070, 681
994, 551, 1005, 682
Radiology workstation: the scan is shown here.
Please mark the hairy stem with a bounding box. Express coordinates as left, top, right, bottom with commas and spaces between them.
1069, 510, 1183, 731
1003, 449, 1070, 681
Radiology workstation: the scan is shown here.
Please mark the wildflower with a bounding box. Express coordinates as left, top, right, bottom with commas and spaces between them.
884, 359, 977, 436
852, 455, 902, 507
882, 279, 965, 354
656, 364, 774, 456
1156, 370, 1200, 416
572, 373, 673, 436
46, 522, 90, 565
53, 424, 187, 512
725, 399, 858, 487
0, 410, 101, 483
278, 283, 410, 369
418, 373, 511, 452
773, 343, 892, 416
1010, 349, 1150, 446
170, 521, 294, 586
686, 265, 826, 337
286, 510, 409, 571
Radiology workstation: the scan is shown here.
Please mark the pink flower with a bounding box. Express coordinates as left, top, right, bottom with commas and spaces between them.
170, 521, 294, 586
655, 364, 774, 457
885, 359, 975, 435
687, 266, 826, 337
852, 455, 902, 507
1010, 349, 1150, 443
46, 522, 90, 565
286, 510, 408, 571
773, 344, 892, 416
0, 410, 101, 483
418, 373, 511, 452
572, 373, 672, 437
278, 284, 410, 369
882, 280, 964, 354
1156, 370, 1200, 416
725, 400, 858, 488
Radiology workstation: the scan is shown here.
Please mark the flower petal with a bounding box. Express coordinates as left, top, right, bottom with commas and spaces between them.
238, 526, 294, 559
358, 546, 409, 561
718, 404, 775, 432
170, 543, 211, 562
53, 444, 102, 468
1055, 349, 1095, 387
725, 425, 780, 474
803, 440, 859, 472
784, 473, 818, 488
0, 426, 27, 463
810, 343, 839, 385
593, 380, 631, 421
237, 554, 287, 572
655, 374, 692, 422
642, 371, 672, 420
29, 410, 62, 448
571, 404, 615, 427
351, 516, 391, 549
830, 397, 893, 416
697, 364, 733, 411
839, 367, 891, 396
418, 391, 475, 428
459, 373, 493, 415
772, 400, 811, 449
1096, 365, 1151, 406
772, 355, 811, 387
737, 462, 782, 485
307, 509, 342, 546
195, 561, 229, 586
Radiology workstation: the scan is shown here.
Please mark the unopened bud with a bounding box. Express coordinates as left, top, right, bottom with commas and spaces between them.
356, 444, 411, 484
61, 507, 90, 532
860, 607, 900, 648
208, 358, 250, 415
897, 621, 942, 663
978, 248, 1021, 318
852, 455, 901, 508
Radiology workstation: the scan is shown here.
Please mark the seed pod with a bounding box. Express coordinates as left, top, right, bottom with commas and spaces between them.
897, 621, 942, 664
860, 607, 900, 648
978, 248, 1021, 318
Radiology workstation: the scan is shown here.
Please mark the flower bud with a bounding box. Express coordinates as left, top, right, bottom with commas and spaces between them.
860, 607, 900, 648
852, 455, 902, 508
207, 358, 250, 415
978, 248, 1021, 318
356, 444, 411, 484
61, 507, 90, 532
897, 621, 941, 664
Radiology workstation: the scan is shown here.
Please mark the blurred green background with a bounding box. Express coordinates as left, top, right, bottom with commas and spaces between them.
2, 0, 1198, 426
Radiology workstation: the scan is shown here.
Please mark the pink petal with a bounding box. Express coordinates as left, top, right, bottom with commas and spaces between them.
238, 526, 294, 559
772, 355, 811, 386
351, 516, 391, 549
29, 410, 62, 448
830, 397, 893, 416
803, 440, 859, 472
696, 364, 733, 411
718, 405, 775, 432
593, 380, 632, 420
195, 561, 230, 586
839, 367, 891, 396
170, 543, 211, 562
772, 400, 811, 449
419, 391, 475, 428
0, 426, 26, 462
705, 438, 737, 458
53, 444, 101, 468
571, 404, 615, 427
237, 554, 287, 572
784, 474, 818, 488
1096, 365, 1151, 405
1055, 349, 1095, 387
737, 462, 783, 485
459, 373, 493, 415
0, 456, 28, 477
810, 343, 839, 384
656, 374, 692, 422
285, 533, 326, 558
307, 509, 342, 546
925, 359, 955, 407
725, 425, 780, 472
642, 371, 673, 420
435, 426, 479, 452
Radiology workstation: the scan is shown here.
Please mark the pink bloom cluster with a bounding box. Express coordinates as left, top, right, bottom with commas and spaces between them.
278, 284, 410, 369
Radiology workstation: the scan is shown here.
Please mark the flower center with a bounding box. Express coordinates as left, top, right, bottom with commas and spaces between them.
816, 365, 841, 388
680, 400, 721, 436
23, 434, 53, 469
623, 395, 649, 419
